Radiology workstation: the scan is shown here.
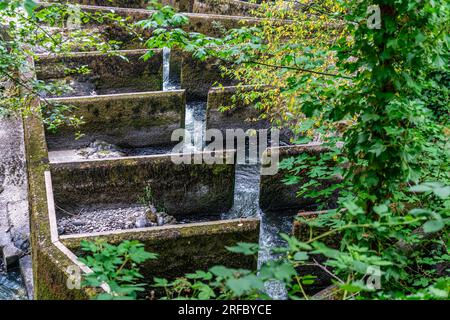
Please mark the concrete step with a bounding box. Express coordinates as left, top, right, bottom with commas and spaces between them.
1, 244, 22, 271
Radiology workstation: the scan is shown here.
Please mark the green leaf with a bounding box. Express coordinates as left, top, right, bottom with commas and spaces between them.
293, 252, 309, 261
226, 242, 259, 255
423, 220, 444, 233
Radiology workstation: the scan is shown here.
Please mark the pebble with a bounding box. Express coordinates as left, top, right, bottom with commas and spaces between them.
134, 217, 148, 229
76, 140, 126, 160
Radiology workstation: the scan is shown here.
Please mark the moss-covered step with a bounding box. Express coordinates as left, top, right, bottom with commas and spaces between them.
61, 217, 260, 284
259, 145, 341, 212
23, 95, 95, 299
45, 90, 186, 151
206, 85, 270, 134
179, 51, 237, 101
46, 0, 150, 8
162, 0, 260, 16
37, 4, 261, 50
35, 49, 163, 97
49, 150, 236, 215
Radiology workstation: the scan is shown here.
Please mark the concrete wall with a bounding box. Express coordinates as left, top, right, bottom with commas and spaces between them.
23, 100, 92, 300
35, 50, 163, 97
206, 86, 270, 134
47, 0, 149, 8
61, 217, 260, 282
183, 12, 259, 37
162, 0, 259, 16
50, 151, 236, 216
46, 90, 186, 150
260, 145, 341, 212
180, 52, 237, 101
192, 0, 260, 16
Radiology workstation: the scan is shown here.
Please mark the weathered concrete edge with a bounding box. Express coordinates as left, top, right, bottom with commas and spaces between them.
23, 97, 95, 299
21, 51, 98, 298
49, 148, 237, 166
38, 3, 262, 23
34, 48, 154, 60
47, 89, 185, 104
192, 0, 260, 17
206, 85, 271, 126
45, 170, 111, 293
60, 217, 261, 249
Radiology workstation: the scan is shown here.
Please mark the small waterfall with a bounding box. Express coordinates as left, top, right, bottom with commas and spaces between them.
162, 47, 172, 91
162, 47, 181, 92
221, 162, 290, 300
163, 49, 290, 299
185, 101, 207, 151
258, 211, 293, 300
162, 47, 205, 151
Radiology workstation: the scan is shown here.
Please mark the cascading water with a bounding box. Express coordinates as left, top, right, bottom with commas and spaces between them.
0, 263, 27, 300
162, 49, 294, 299
163, 47, 206, 151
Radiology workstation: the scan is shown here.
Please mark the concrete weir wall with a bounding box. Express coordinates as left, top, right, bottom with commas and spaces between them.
35, 50, 163, 97
46, 90, 186, 150
162, 0, 260, 16
50, 151, 236, 216
61, 218, 260, 282
192, 0, 260, 16
180, 52, 237, 101
47, 0, 149, 7
24, 100, 258, 299
260, 145, 341, 212
23, 105, 91, 300
206, 86, 270, 133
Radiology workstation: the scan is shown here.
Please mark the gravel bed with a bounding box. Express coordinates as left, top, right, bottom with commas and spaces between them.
57, 204, 221, 235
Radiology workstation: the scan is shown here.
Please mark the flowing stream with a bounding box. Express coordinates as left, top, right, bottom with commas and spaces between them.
0, 262, 27, 300
163, 49, 291, 299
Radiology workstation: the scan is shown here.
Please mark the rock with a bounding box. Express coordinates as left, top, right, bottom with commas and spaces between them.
145, 205, 158, 223
72, 220, 84, 227
57, 226, 66, 235
76, 140, 126, 159
156, 212, 177, 226
12, 235, 29, 252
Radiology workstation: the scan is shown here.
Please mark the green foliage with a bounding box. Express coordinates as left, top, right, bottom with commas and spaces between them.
152, 243, 269, 300
0, 0, 134, 133
79, 240, 157, 300
140, 0, 449, 300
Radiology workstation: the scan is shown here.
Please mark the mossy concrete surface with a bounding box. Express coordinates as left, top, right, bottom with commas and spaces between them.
61, 217, 260, 282
192, 0, 260, 16
35, 50, 163, 96
162, 0, 260, 16
260, 145, 341, 212
180, 52, 237, 101
46, 90, 186, 150
206, 86, 270, 133
50, 151, 236, 215
47, 0, 149, 8
183, 12, 259, 37
37, 4, 261, 50
22, 98, 91, 300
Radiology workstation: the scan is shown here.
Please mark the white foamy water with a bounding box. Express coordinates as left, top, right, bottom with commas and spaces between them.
0, 269, 27, 300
